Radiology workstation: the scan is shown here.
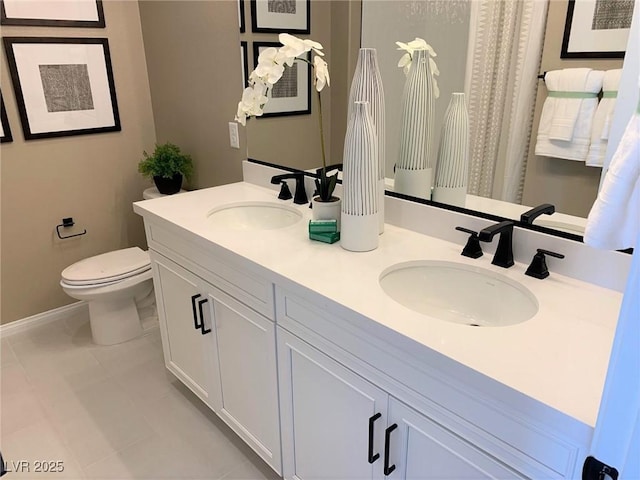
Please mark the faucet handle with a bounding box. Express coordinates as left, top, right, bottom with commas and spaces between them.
525, 248, 565, 279
277, 181, 293, 201
455, 226, 483, 259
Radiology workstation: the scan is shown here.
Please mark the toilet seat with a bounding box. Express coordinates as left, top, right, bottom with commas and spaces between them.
61, 247, 150, 287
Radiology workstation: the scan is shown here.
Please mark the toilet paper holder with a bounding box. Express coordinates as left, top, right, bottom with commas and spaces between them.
56, 217, 87, 240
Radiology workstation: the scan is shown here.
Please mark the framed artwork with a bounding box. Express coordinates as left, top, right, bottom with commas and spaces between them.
241, 41, 249, 88
3, 37, 121, 140
0, 0, 105, 28
253, 42, 310, 117
561, 0, 633, 58
250, 0, 310, 34
1, 91, 12, 143
238, 0, 245, 33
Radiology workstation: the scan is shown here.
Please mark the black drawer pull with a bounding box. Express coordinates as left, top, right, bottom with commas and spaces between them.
191, 294, 202, 330
368, 413, 382, 464
197, 298, 211, 335
384, 423, 398, 476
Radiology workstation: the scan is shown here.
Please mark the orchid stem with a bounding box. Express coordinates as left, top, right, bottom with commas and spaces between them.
317, 90, 327, 173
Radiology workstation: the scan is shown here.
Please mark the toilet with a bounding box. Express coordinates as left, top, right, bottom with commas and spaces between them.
60, 247, 154, 345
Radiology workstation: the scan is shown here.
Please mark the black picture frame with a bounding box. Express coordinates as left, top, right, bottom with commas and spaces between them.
238, 0, 245, 33
250, 0, 310, 34
241, 41, 249, 88
0, 0, 105, 28
561, 0, 631, 59
252, 41, 311, 118
1, 91, 12, 143
3, 37, 121, 140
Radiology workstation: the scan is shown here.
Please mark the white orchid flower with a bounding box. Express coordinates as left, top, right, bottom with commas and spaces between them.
235, 85, 268, 126
252, 47, 286, 84
235, 34, 330, 126
313, 56, 330, 92
278, 33, 324, 66
398, 53, 412, 75
396, 37, 440, 97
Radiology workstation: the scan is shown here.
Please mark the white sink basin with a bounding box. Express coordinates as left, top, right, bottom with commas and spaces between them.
207, 201, 302, 230
379, 261, 538, 327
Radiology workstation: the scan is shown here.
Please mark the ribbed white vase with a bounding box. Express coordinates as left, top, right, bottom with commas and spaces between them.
395, 48, 435, 200
433, 93, 469, 208
348, 48, 385, 234
341, 101, 379, 252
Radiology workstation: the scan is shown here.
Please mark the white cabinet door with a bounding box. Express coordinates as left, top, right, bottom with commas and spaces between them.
151, 255, 220, 409
211, 287, 282, 474
387, 398, 526, 480
277, 328, 387, 480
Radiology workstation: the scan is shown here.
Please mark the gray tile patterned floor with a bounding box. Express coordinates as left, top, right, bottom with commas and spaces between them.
0, 309, 280, 479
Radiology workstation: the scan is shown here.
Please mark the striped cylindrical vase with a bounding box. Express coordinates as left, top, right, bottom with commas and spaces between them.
433, 93, 469, 207
348, 48, 386, 234
341, 101, 379, 252
395, 48, 435, 200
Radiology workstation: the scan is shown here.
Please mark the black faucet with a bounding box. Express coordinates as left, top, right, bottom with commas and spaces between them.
478, 221, 515, 268
270, 172, 308, 205
520, 203, 555, 224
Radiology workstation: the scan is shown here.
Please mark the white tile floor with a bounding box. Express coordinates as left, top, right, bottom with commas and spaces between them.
0, 308, 280, 480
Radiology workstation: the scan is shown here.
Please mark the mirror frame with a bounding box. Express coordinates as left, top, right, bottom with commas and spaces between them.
248, 157, 588, 243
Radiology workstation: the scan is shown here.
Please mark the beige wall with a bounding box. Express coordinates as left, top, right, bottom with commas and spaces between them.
138, 0, 246, 190
0, 1, 156, 324
521, 0, 623, 217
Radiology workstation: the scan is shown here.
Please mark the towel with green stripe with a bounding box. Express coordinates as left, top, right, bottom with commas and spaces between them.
535, 68, 604, 162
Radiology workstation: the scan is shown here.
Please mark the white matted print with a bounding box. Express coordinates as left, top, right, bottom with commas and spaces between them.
250, 0, 309, 34
1, 0, 105, 27
562, 0, 633, 58
253, 42, 310, 117
3, 37, 120, 140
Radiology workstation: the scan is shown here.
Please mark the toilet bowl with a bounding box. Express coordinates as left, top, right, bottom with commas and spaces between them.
61, 247, 154, 345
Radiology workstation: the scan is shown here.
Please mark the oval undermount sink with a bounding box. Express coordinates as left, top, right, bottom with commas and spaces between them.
379, 261, 538, 327
207, 201, 302, 230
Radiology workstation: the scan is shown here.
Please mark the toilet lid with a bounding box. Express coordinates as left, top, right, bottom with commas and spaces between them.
61, 247, 151, 286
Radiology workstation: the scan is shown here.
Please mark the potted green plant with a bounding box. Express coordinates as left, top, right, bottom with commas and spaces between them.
138, 142, 193, 195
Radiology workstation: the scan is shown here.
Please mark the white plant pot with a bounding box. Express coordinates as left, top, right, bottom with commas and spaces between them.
312, 197, 341, 231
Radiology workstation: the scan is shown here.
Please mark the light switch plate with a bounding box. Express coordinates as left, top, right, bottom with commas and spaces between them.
229, 122, 240, 149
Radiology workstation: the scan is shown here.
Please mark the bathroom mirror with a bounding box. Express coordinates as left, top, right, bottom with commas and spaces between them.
243, 0, 629, 239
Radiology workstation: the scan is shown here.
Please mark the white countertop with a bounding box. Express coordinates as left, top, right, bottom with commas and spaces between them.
134, 182, 622, 427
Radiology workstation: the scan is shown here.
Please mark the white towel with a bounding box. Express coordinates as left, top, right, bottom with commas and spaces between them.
586, 69, 623, 168
535, 69, 605, 161
584, 106, 640, 250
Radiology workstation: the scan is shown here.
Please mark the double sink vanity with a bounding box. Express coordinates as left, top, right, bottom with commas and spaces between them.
133, 162, 624, 479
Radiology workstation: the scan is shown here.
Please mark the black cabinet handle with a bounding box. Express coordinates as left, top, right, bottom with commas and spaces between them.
368, 413, 382, 464
383, 423, 398, 476
197, 298, 211, 335
191, 294, 202, 330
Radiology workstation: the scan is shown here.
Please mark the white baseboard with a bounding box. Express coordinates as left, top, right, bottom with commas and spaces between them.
0, 301, 88, 338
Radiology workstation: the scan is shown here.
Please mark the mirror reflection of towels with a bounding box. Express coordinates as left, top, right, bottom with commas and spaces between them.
535, 69, 605, 161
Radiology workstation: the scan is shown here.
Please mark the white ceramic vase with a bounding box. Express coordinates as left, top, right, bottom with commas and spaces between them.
312, 196, 342, 231
341, 101, 379, 252
395, 48, 436, 199
433, 93, 469, 208
348, 48, 385, 234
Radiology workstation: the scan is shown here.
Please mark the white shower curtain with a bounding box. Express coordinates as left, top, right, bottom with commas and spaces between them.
465, 0, 548, 203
